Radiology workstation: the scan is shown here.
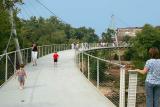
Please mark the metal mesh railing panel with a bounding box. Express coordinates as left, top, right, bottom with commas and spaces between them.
76, 51, 125, 107
7, 53, 15, 80
0, 55, 6, 86
136, 75, 146, 107
89, 56, 97, 87
97, 59, 120, 106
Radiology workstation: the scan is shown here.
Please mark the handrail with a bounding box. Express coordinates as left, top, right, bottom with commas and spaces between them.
83, 52, 124, 67
76, 48, 126, 107
0, 44, 70, 87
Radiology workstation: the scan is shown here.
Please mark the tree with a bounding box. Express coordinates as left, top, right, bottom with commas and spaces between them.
102, 28, 115, 43
122, 35, 132, 43
0, 0, 13, 53
125, 24, 160, 68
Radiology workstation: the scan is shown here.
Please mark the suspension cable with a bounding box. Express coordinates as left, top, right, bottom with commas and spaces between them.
28, 0, 42, 17
114, 15, 131, 27
35, 0, 68, 24
7, 54, 17, 70
20, 6, 31, 19
0, 31, 13, 61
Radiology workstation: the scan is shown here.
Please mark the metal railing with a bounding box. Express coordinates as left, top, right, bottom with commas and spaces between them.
79, 43, 129, 50
75, 50, 126, 107
0, 44, 70, 87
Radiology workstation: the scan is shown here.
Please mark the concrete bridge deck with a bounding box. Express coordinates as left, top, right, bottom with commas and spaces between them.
0, 50, 115, 107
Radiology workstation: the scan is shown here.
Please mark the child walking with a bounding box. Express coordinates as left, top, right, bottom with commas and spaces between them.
53, 52, 59, 65
16, 64, 27, 90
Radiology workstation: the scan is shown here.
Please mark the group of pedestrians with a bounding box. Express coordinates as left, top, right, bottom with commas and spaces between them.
71, 43, 79, 50
15, 43, 59, 90
14, 43, 160, 106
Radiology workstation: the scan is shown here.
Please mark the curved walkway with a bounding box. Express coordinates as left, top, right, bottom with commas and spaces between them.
0, 50, 115, 107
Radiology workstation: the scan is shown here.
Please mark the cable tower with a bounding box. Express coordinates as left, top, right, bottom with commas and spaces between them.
109, 14, 121, 64
3, 0, 23, 64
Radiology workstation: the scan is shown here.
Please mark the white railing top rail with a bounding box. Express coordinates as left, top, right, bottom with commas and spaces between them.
83, 52, 124, 67
0, 44, 68, 56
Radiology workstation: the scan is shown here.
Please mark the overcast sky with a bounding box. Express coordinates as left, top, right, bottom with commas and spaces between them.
18, 0, 160, 35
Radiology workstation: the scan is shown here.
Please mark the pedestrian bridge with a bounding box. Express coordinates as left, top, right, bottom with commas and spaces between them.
0, 44, 141, 107
0, 49, 116, 107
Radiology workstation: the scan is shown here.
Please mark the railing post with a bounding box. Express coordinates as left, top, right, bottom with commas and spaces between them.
64, 44, 65, 50
38, 47, 40, 58
63, 44, 64, 50
26, 49, 28, 63
40, 47, 42, 57
46, 46, 47, 54
55, 45, 57, 52
14, 51, 17, 73
38, 47, 40, 57
49, 45, 50, 54
45, 46, 47, 55
54, 45, 55, 52
47, 46, 48, 54
44, 46, 45, 55
61, 44, 62, 51
20, 50, 23, 63
119, 66, 125, 107
78, 52, 80, 68
88, 55, 90, 80
59, 44, 61, 51
22, 50, 25, 64
48, 46, 49, 54
65, 44, 66, 50
51, 45, 53, 53
42, 46, 44, 56
127, 70, 138, 107
5, 53, 8, 82
97, 59, 99, 89
82, 52, 84, 73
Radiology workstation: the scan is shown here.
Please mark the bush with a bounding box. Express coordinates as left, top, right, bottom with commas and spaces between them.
114, 53, 118, 60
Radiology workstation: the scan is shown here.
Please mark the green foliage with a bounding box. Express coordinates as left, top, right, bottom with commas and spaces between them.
102, 28, 115, 42
114, 53, 118, 60
132, 60, 145, 69
89, 58, 107, 82
88, 51, 108, 82
124, 48, 135, 61
19, 16, 99, 47
0, 0, 99, 54
124, 24, 160, 68
0, 1, 11, 53
122, 35, 132, 43
0, 8, 99, 53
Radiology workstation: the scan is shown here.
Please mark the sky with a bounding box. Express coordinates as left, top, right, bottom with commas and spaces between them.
18, 0, 160, 36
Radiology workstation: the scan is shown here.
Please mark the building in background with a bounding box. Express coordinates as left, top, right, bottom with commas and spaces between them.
116, 27, 142, 42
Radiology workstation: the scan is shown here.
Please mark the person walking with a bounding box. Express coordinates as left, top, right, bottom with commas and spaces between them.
32, 43, 38, 66
16, 64, 27, 90
53, 52, 59, 65
136, 47, 160, 107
